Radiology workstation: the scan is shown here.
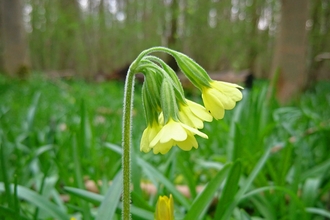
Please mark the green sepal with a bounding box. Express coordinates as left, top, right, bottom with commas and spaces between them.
160, 79, 179, 124
140, 57, 187, 105
142, 84, 157, 126
171, 51, 211, 89
144, 55, 184, 94
141, 70, 162, 125
144, 69, 162, 108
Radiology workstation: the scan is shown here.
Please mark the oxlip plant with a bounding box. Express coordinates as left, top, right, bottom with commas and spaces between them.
121, 46, 243, 219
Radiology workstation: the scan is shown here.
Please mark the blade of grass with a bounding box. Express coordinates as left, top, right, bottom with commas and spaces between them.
0, 140, 13, 208
183, 163, 232, 220
305, 207, 330, 218
213, 147, 271, 220
214, 160, 241, 220
301, 158, 330, 180
65, 186, 103, 203
95, 170, 123, 220
65, 185, 154, 219
79, 100, 92, 159
236, 147, 271, 198
301, 178, 320, 207
241, 186, 305, 215
177, 152, 197, 199
72, 135, 92, 219
0, 183, 69, 220
33, 165, 50, 220
0, 206, 30, 220
249, 196, 276, 220
13, 175, 19, 220
238, 209, 252, 220
26, 92, 41, 131
137, 157, 191, 209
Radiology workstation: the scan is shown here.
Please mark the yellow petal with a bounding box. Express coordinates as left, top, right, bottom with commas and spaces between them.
178, 105, 204, 129
186, 99, 213, 122
181, 123, 208, 139
212, 81, 243, 102
202, 89, 225, 120
177, 134, 198, 151
140, 123, 162, 152
155, 120, 187, 144
153, 141, 173, 154
140, 127, 152, 153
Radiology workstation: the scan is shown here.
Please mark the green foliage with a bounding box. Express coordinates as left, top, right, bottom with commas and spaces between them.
0, 75, 330, 219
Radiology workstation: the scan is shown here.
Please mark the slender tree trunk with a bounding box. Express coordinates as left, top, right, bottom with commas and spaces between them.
271, 0, 309, 103
246, 0, 259, 74
0, 0, 29, 76
0, 0, 3, 72
308, 0, 330, 84
58, 0, 80, 71
166, 0, 179, 72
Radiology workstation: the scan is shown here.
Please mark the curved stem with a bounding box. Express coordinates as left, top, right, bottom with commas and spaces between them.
120, 46, 177, 220
122, 67, 135, 220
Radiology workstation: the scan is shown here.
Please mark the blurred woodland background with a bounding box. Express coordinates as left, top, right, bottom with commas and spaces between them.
0, 0, 330, 101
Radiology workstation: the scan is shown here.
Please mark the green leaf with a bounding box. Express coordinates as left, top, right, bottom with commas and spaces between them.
301, 178, 321, 207
301, 158, 330, 180
183, 163, 232, 220
238, 209, 252, 220
137, 157, 191, 209
0, 183, 69, 220
177, 153, 197, 198
26, 92, 41, 131
236, 147, 271, 198
214, 160, 242, 220
64, 186, 103, 203
0, 141, 12, 208
95, 170, 122, 220
65, 183, 155, 219
0, 206, 30, 220
72, 135, 92, 219
306, 207, 330, 218
242, 186, 306, 216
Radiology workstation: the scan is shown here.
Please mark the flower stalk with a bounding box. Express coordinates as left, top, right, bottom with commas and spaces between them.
121, 66, 135, 220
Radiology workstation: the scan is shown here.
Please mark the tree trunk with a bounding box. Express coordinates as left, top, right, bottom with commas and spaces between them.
0, 0, 29, 77
271, 0, 309, 103
165, 0, 179, 72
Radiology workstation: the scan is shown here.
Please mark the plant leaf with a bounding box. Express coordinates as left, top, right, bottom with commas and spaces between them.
183, 163, 231, 220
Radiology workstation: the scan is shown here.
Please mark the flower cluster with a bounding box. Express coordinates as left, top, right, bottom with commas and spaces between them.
131, 47, 243, 154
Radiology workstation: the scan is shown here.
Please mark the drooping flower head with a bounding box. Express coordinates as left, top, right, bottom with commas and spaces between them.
135, 47, 243, 154
169, 50, 244, 120
140, 76, 209, 154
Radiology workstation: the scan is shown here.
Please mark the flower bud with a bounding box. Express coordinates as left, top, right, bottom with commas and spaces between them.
160, 79, 179, 124
171, 51, 211, 89
154, 194, 174, 220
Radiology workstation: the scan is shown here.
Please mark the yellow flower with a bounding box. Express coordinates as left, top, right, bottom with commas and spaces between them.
202, 81, 243, 120
150, 118, 208, 154
154, 194, 174, 220
178, 99, 213, 129
140, 122, 162, 153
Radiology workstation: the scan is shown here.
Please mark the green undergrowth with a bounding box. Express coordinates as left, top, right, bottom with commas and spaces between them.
0, 74, 330, 220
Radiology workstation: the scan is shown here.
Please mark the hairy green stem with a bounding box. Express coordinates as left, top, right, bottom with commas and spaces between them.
122, 67, 135, 220
120, 46, 174, 219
